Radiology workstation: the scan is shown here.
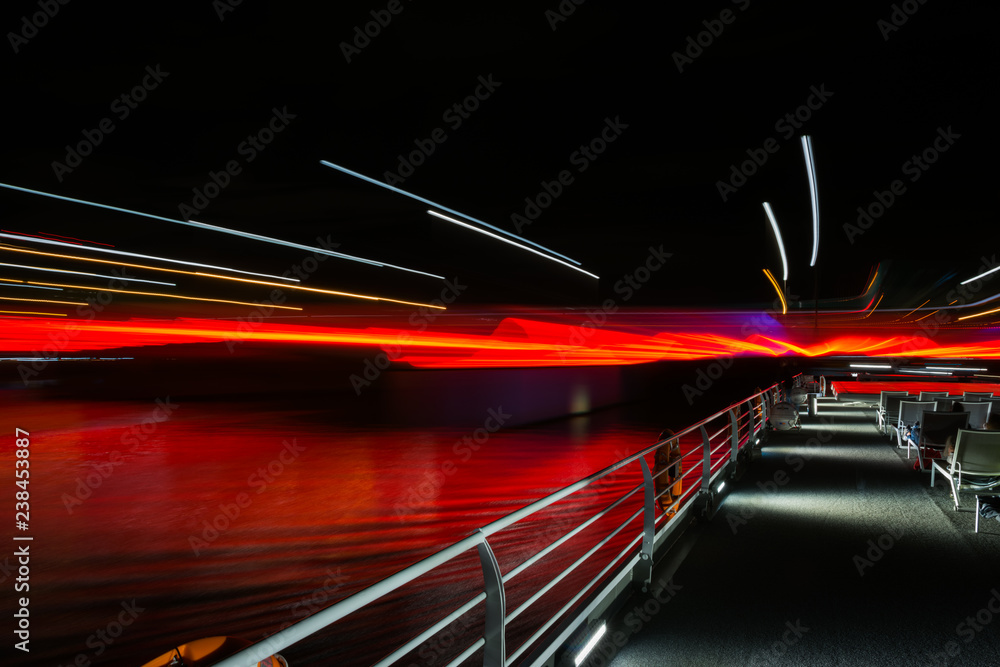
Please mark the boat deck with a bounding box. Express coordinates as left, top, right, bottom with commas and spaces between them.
601, 396, 1000, 667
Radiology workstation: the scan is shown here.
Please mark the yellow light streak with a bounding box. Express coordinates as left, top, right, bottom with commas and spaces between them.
0, 295, 87, 306
861, 293, 884, 319
958, 306, 1000, 322
0, 310, 68, 316
1, 245, 445, 310
25, 281, 303, 310
763, 268, 787, 315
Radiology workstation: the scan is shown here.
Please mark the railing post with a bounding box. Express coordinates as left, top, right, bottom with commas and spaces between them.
635, 455, 655, 591
476, 530, 506, 667
700, 425, 711, 492
729, 407, 740, 465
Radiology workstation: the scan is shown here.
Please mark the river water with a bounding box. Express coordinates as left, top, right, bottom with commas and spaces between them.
3, 391, 691, 667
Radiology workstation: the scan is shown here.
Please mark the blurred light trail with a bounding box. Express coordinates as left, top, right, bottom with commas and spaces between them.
0, 233, 298, 282
0, 311, 67, 317
0, 262, 175, 286
0, 278, 63, 291
861, 293, 884, 319
763, 268, 787, 314
0, 295, 87, 306
0, 246, 443, 309
957, 305, 1000, 322
5, 316, 1000, 366
25, 281, 303, 310
961, 265, 1000, 285
762, 202, 788, 281
801, 135, 819, 267
319, 160, 584, 267
0, 181, 444, 280
426, 210, 599, 279
2, 229, 113, 247
202, 273, 447, 310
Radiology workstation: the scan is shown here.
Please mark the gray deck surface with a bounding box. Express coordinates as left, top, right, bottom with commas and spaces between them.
596, 397, 1000, 667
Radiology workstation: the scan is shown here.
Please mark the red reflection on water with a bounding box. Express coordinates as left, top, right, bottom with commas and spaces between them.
1, 396, 672, 666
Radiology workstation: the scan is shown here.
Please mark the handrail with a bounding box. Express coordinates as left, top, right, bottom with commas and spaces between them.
214, 382, 781, 667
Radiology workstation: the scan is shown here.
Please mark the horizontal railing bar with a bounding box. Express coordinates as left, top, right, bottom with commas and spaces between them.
212, 532, 486, 667
708, 423, 729, 441
374, 592, 487, 667
508, 531, 644, 666
504, 482, 643, 585
506, 507, 642, 626
445, 637, 486, 667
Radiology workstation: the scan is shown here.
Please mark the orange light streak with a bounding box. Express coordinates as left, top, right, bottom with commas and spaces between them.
0, 246, 445, 309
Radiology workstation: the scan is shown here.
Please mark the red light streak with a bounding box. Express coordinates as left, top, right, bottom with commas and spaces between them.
3, 316, 1000, 367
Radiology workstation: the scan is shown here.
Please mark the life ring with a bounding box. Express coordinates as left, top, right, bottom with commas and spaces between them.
139, 636, 288, 667
653, 429, 683, 517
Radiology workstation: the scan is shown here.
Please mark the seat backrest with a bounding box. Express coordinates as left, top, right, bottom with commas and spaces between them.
885, 394, 907, 419
898, 400, 936, 426
962, 392, 995, 402
919, 391, 949, 401
880, 390, 909, 411
920, 411, 969, 445
934, 398, 957, 412
952, 429, 1000, 476
958, 401, 991, 429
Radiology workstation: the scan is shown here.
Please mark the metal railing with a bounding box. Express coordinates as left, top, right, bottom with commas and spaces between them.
215, 384, 780, 667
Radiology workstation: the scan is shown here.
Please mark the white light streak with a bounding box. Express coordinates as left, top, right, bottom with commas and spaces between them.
960, 265, 1000, 285
762, 202, 788, 281
0, 181, 444, 280
849, 364, 892, 369
801, 135, 819, 267
0, 278, 63, 291
899, 369, 953, 376
0, 262, 175, 286
925, 366, 988, 372
0, 232, 298, 282
426, 210, 599, 279
319, 160, 584, 267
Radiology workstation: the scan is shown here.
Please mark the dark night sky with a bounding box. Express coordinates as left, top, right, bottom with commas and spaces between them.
2, 1, 997, 311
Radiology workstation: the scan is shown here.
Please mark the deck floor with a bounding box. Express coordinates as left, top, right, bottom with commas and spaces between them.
598, 396, 1000, 667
